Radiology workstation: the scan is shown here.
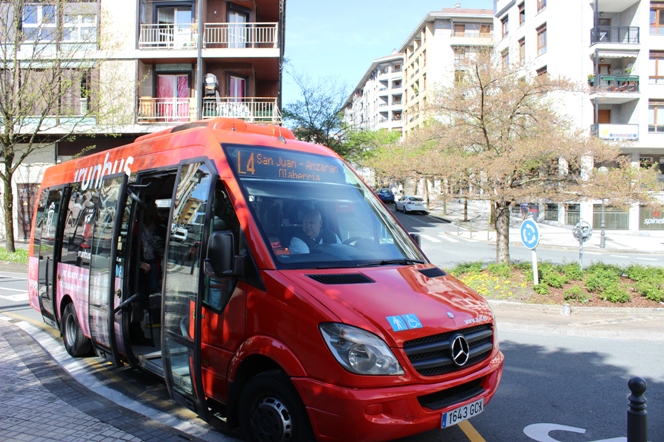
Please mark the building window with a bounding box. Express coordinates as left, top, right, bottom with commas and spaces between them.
536, 66, 548, 76
453, 47, 465, 65
650, 52, 664, 84
519, 3, 525, 25
537, 24, 547, 56
649, 100, 664, 133
519, 38, 526, 65
651, 3, 664, 35
454, 24, 465, 37
502, 49, 509, 68
22, 4, 57, 41
501, 16, 509, 38
454, 70, 465, 83
537, 0, 547, 13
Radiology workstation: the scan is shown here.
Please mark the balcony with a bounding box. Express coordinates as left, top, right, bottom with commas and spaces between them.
137, 97, 281, 124
138, 22, 279, 50
590, 26, 639, 44
450, 31, 493, 46
592, 75, 639, 92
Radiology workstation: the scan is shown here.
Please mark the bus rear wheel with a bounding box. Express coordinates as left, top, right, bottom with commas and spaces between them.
238, 370, 314, 442
62, 303, 92, 357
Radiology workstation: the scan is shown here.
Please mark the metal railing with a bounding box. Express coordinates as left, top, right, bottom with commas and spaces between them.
201, 97, 281, 123
204, 22, 278, 48
452, 31, 493, 39
593, 205, 629, 230
137, 97, 191, 123
590, 26, 639, 44
138, 22, 278, 49
591, 75, 639, 93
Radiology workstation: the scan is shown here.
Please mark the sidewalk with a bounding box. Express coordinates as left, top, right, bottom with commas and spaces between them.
428, 200, 664, 254
0, 318, 210, 442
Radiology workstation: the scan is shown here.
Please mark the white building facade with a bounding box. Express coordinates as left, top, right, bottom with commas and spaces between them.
494, 0, 664, 233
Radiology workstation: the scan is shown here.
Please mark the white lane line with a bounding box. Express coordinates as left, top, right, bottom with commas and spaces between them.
635, 257, 657, 261
438, 234, 460, 243
585, 252, 601, 255
0, 294, 28, 302
610, 255, 629, 259
420, 234, 442, 243
0, 287, 29, 292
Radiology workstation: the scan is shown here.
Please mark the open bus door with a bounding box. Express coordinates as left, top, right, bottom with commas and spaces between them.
35, 186, 70, 327
161, 161, 213, 418
88, 174, 129, 366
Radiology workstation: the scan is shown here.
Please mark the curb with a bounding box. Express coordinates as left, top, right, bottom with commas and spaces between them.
487, 299, 664, 315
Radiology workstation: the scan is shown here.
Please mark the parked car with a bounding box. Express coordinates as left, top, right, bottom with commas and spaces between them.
376, 188, 395, 204
396, 195, 428, 214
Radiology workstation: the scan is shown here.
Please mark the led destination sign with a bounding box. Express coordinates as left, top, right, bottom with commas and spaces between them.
227, 146, 345, 183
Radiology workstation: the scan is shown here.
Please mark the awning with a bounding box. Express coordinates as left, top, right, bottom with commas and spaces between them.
593, 50, 638, 59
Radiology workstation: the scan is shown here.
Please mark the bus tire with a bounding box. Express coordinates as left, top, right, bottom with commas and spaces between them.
62, 303, 92, 357
238, 369, 314, 442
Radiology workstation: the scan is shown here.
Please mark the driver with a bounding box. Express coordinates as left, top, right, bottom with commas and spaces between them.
289, 209, 340, 254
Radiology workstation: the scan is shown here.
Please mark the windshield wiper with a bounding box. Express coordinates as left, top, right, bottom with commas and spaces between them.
361, 259, 425, 267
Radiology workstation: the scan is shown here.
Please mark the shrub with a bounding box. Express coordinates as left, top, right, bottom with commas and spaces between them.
585, 269, 619, 292
533, 284, 550, 295
626, 265, 664, 282
634, 280, 664, 303
587, 262, 623, 277
487, 262, 512, 278
541, 270, 569, 288
599, 284, 631, 303
558, 262, 583, 281
564, 286, 589, 303
451, 262, 483, 275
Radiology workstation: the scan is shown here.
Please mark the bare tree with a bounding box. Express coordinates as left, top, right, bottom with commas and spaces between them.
0, 0, 133, 251
414, 49, 655, 263
282, 70, 350, 155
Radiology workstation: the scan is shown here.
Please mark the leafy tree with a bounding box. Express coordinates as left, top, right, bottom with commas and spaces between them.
282, 70, 349, 155
413, 49, 656, 263
0, 0, 133, 251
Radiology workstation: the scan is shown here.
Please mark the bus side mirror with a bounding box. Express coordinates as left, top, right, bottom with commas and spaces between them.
410, 233, 421, 247
207, 231, 234, 277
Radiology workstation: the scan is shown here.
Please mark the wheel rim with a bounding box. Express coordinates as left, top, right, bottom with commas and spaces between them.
65, 313, 77, 348
249, 396, 293, 442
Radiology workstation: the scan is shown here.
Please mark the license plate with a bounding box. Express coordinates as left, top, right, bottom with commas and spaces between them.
441, 398, 484, 428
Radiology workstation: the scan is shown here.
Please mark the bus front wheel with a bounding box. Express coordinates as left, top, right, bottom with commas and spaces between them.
62, 303, 92, 357
238, 369, 314, 442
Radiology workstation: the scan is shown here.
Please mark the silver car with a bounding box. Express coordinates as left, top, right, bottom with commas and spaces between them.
395, 195, 428, 214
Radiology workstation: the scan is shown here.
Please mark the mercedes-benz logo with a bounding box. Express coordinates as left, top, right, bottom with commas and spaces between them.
451, 335, 470, 366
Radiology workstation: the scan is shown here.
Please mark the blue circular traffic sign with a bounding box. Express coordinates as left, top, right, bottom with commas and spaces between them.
520, 219, 540, 249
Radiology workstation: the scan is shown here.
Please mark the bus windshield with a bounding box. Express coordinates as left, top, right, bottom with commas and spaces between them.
224, 145, 427, 270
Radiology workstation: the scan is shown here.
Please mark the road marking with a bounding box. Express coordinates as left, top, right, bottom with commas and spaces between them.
0, 294, 28, 302
635, 257, 657, 261
420, 234, 441, 243
438, 234, 460, 243
458, 420, 486, 442
609, 255, 629, 259
0, 287, 29, 292
585, 252, 601, 255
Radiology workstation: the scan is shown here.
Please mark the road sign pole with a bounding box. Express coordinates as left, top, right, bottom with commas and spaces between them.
532, 248, 539, 285
579, 241, 583, 270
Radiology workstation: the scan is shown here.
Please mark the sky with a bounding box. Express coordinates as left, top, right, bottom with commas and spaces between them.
283, 0, 494, 104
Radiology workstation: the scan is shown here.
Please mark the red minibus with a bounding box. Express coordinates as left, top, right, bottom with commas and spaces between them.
28, 118, 503, 442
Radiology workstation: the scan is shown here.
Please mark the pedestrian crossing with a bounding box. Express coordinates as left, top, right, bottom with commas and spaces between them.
420, 233, 463, 243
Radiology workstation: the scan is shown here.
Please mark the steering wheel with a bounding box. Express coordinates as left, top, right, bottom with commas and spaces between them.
343, 237, 364, 246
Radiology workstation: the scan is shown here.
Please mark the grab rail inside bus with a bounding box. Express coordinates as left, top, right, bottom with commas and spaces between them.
113, 293, 140, 314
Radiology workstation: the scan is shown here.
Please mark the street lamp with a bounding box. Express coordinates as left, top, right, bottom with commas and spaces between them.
598, 166, 608, 248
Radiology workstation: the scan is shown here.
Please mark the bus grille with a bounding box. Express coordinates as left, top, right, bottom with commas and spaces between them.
403, 324, 493, 377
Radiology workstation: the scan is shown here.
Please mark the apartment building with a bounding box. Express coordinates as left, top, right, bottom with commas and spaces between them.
343, 52, 404, 134
6, 0, 285, 241
494, 0, 664, 233
399, 6, 494, 135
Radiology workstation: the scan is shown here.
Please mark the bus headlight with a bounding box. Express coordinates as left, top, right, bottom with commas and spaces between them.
319, 323, 404, 375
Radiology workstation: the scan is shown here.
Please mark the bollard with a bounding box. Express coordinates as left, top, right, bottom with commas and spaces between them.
457, 219, 460, 236
627, 377, 648, 442
470, 218, 473, 238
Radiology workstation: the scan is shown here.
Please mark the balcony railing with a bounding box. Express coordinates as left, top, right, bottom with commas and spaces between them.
590, 26, 639, 44
201, 97, 281, 123
137, 97, 281, 124
452, 31, 493, 39
138, 22, 278, 50
591, 75, 639, 92
595, 123, 639, 141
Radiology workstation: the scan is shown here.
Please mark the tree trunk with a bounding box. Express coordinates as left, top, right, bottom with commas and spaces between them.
3, 173, 15, 253
495, 200, 510, 263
